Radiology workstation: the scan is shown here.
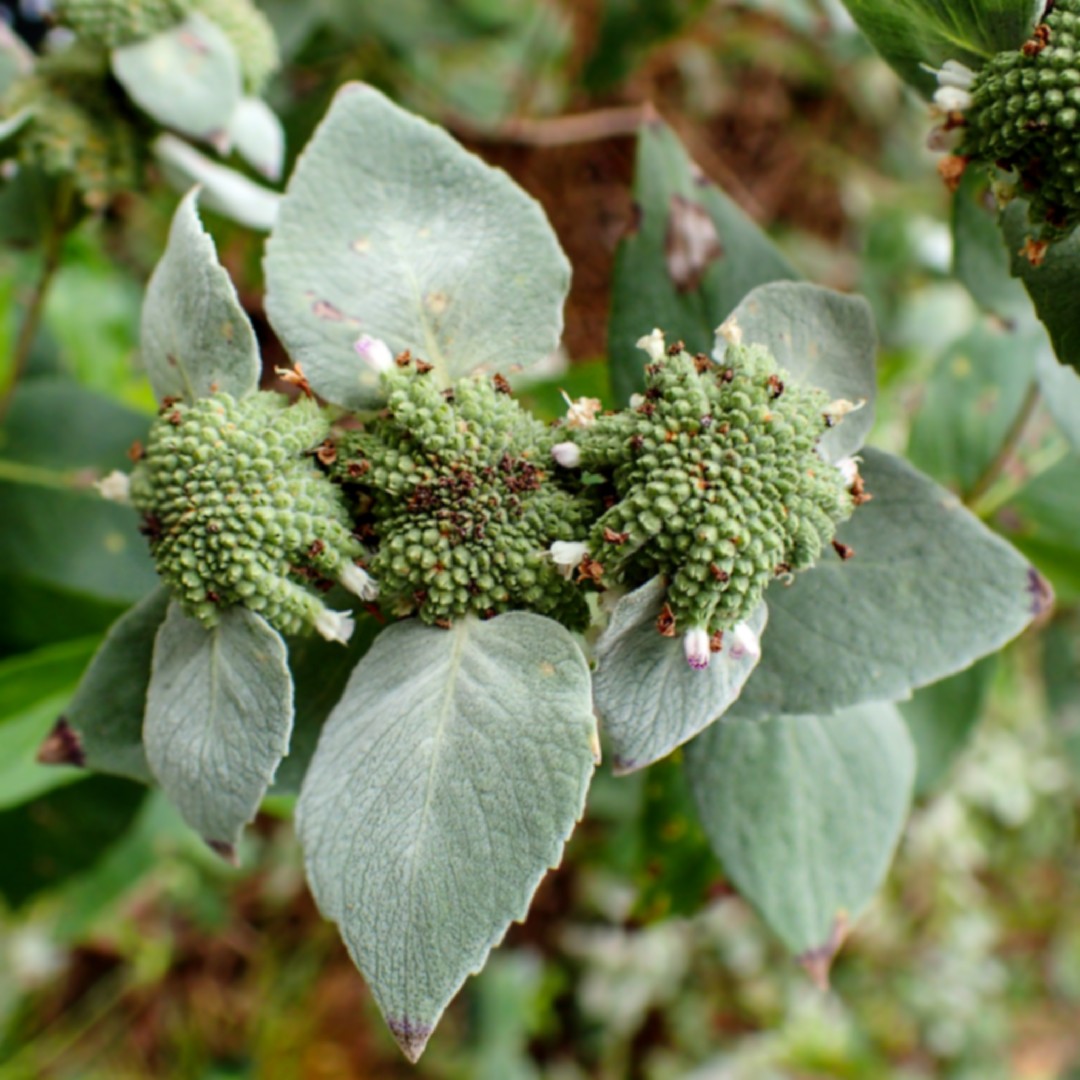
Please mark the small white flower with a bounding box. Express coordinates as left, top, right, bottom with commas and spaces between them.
354, 333, 394, 373
552, 441, 582, 468
340, 562, 379, 601
729, 621, 761, 661
823, 397, 865, 423
560, 391, 602, 429
95, 470, 131, 504
836, 456, 861, 488
549, 541, 588, 578
636, 328, 666, 362
937, 60, 976, 91
683, 627, 711, 670
628, 393, 645, 409
717, 316, 743, 347
314, 608, 356, 645
933, 86, 973, 113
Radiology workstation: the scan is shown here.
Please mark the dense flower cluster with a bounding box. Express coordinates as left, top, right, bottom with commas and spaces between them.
333, 355, 593, 629
129, 392, 367, 642
564, 334, 857, 657
55, 0, 280, 92
939, 0, 1080, 236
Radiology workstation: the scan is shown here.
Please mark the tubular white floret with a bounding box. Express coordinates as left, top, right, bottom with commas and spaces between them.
934, 86, 973, 113
937, 60, 976, 90
95, 470, 131, 504
836, 456, 861, 488
315, 608, 356, 645
354, 333, 394, 373
636, 328, 666, 362
683, 627, 711, 670
717, 316, 743, 347
549, 540, 589, 578
340, 562, 379, 601
552, 441, 582, 468
730, 621, 761, 660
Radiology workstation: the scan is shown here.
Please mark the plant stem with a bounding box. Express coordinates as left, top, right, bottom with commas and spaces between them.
0, 192, 72, 424
964, 379, 1042, 512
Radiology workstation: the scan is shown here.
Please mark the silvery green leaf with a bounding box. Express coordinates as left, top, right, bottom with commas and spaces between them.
225, 96, 285, 181
265, 82, 571, 409
63, 586, 170, 785
144, 602, 293, 857
297, 614, 596, 1061
686, 701, 914, 971
724, 281, 876, 463
140, 187, 260, 404
737, 448, 1047, 716
593, 577, 767, 773
111, 14, 241, 143
153, 135, 280, 231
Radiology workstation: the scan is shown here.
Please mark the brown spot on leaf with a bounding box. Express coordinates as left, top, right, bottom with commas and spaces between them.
205, 839, 237, 865
797, 911, 849, 991
1028, 567, 1055, 619
37, 717, 85, 767
389, 1017, 435, 1063
665, 194, 722, 292
425, 291, 449, 316
312, 299, 345, 321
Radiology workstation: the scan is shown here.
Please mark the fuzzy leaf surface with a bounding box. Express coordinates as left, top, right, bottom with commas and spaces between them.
297, 614, 596, 1061
140, 189, 260, 405
838, 0, 1039, 96
593, 577, 767, 773
65, 587, 170, 785
144, 603, 293, 854
608, 117, 796, 406
737, 448, 1045, 716
111, 14, 241, 142
265, 82, 571, 409
686, 701, 914, 959
725, 281, 876, 462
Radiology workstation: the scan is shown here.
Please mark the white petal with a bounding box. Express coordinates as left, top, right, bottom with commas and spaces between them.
354, 333, 394, 373
552, 441, 582, 468
836, 456, 861, 487
629, 393, 645, 409
560, 391, 602, 429
939, 60, 976, 90
314, 608, 356, 645
95, 470, 131, 504
933, 86, 972, 113
717, 316, 743, 347
340, 562, 379, 601
636, 328, 666, 362
730, 621, 761, 660
683, 627, 711, 670
549, 541, 588, 578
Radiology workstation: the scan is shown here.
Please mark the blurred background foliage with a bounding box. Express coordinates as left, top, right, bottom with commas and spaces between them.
4, 0, 1080, 1076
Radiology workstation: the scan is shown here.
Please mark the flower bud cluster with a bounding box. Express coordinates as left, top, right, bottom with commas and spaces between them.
55, 0, 279, 93
130, 392, 363, 639
4, 47, 145, 209
956, 0, 1080, 234
333, 358, 593, 629
573, 342, 855, 637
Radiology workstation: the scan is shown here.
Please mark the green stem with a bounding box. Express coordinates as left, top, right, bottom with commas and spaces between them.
0, 458, 94, 491
964, 380, 1041, 511
0, 188, 74, 424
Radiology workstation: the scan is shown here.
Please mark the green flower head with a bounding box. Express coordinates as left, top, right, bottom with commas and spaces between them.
334, 344, 593, 629
129, 391, 366, 642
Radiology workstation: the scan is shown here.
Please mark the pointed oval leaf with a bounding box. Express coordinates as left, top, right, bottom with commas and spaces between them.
737, 447, 1046, 716
226, 96, 285, 181
838, 0, 1039, 96
297, 613, 597, 1061
144, 602, 293, 854
685, 701, 915, 959
140, 188, 260, 405
264, 82, 571, 409
153, 135, 280, 232
64, 586, 170, 785
608, 117, 797, 406
725, 282, 876, 462
1036, 345, 1080, 450
111, 14, 242, 143
593, 577, 767, 774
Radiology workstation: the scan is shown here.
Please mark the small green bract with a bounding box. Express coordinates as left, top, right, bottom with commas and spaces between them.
130, 391, 364, 640
575, 340, 856, 644
334, 359, 592, 629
